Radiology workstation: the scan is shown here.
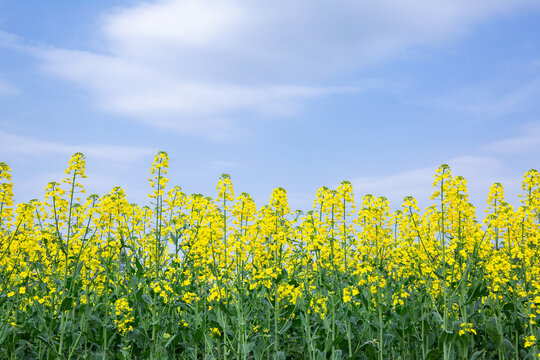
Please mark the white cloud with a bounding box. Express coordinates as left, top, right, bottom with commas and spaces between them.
0, 130, 156, 163
29, 0, 540, 134
39, 48, 354, 129
104, 0, 246, 49
97, 0, 538, 75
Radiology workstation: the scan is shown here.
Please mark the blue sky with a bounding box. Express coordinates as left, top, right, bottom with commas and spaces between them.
1, 0, 540, 213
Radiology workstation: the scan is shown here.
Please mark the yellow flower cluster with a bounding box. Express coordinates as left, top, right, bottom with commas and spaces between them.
0, 162, 14, 226
343, 286, 359, 303
525, 335, 537, 348
459, 322, 477, 336
114, 298, 134, 334
216, 174, 235, 202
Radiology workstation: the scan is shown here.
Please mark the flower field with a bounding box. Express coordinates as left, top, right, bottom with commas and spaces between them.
0, 152, 539, 359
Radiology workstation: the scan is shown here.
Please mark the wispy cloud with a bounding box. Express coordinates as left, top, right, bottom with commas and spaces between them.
350, 123, 540, 211
26, 0, 539, 135
212, 161, 241, 169
350, 156, 520, 210
426, 75, 540, 119
0, 76, 18, 96
23, 170, 151, 200
1, 130, 158, 203
484, 123, 540, 154
0, 130, 156, 163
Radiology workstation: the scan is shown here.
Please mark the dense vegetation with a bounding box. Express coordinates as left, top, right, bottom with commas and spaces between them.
0, 153, 539, 359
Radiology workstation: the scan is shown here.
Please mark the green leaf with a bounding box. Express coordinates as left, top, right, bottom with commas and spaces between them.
193, 328, 204, 342
0, 325, 9, 344
358, 341, 378, 360
279, 320, 292, 334
60, 297, 73, 312
36, 335, 58, 357
135, 256, 144, 277
164, 333, 179, 348
243, 342, 255, 354
502, 338, 514, 356
470, 350, 485, 360
425, 348, 443, 360
441, 329, 455, 344
218, 301, 231, 316
141, 294, 153, 306
485, 316, 501, 346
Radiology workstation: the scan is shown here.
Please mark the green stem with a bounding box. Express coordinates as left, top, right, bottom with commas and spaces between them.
59, 172, 77, 356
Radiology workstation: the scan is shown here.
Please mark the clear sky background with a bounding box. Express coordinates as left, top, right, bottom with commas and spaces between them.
1, 0, 540, 214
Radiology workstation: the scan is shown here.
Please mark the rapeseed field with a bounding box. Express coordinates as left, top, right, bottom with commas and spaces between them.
0, 152, 538, 359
